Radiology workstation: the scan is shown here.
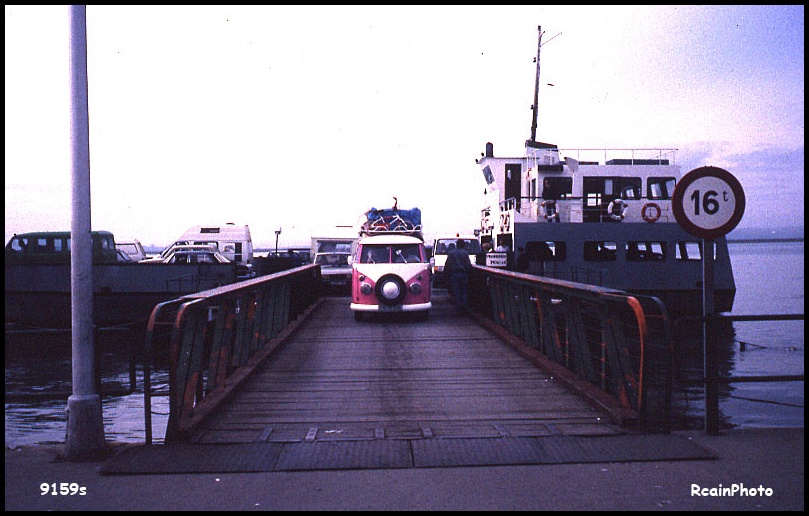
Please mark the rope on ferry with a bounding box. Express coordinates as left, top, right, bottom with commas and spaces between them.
724, 394, 803, 408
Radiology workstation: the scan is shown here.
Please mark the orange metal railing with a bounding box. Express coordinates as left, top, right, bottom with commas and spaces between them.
142, 265, 321, 443
468, 265, 675, 431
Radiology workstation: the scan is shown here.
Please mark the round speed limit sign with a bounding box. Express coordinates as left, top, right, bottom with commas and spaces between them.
672, 166, 745, 239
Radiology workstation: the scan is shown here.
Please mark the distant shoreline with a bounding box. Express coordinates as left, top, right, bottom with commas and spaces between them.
727, 238, 803, 243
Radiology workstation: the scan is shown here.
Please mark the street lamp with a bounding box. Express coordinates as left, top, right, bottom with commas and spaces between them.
275, 228, 282, 256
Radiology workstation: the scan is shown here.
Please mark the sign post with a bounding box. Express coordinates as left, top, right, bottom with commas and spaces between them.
672, 166, 745, 435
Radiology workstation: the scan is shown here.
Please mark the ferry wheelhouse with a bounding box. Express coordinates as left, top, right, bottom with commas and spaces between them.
476, 27, 735, 316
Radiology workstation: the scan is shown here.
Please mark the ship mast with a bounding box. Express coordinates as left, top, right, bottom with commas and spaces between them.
529, 25, 542, 143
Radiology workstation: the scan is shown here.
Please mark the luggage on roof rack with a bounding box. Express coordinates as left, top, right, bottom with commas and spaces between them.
361, 206, 422, 237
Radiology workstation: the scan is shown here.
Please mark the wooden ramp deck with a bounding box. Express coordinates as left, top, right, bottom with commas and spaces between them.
102, 294, 718, 474
191, 294, 621, 444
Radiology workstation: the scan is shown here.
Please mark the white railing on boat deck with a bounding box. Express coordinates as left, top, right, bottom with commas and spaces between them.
552, 148, 678, 165
497, 196, 676, 224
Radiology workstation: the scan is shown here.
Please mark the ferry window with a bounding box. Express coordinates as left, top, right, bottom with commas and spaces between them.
676, 241, 715, 261
676, 242, 700, 261
583, 241, 617, 261
620, 178, 642, 199
626, 241, 666, 261
54, 238, 63, 252
529, 178, 537, 199
541, 177, 572, 200
200, 228, 220, 233
648, 177, 676, 199
526, 241, 566, 261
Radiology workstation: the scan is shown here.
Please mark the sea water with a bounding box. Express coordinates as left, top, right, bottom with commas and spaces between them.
4, 242, 804, 447
671, 241, 804, 429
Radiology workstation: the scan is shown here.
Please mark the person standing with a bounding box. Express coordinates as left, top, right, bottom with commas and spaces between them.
516, 246, 529, 273
445, 239, 474, 310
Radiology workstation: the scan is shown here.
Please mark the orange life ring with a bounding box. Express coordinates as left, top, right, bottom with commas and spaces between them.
641, 202, 661, 223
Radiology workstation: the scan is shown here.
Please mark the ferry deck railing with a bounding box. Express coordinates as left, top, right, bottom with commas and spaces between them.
468, 264, 676, 432
142, 264, 321, 443
497, 195, 676, 224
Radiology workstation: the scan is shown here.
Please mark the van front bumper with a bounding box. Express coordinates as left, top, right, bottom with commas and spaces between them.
350, 302, 432, 312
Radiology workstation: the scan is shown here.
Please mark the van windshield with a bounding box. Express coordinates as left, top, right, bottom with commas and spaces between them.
359, 244, 424, 264
315, 254, 350, 266
434, 239, 481, 254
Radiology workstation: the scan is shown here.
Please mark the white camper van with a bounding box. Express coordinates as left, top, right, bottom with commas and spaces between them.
160, 224, 254, 267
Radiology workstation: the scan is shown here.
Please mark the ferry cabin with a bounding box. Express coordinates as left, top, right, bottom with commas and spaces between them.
476, 141, 736, 314
478, 141, 680, 237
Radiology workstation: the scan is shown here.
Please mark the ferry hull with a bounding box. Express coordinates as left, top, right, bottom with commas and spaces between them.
5, 262, 237, 328
507, 222, 736, 316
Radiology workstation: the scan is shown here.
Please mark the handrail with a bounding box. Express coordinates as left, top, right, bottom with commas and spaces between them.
468, 265, 675, 432
673, 312, 804, 386
142, 264, 321, 443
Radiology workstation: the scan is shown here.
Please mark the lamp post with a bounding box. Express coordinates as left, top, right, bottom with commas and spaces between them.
66, 4, 105, 460
275, 228, 282, 256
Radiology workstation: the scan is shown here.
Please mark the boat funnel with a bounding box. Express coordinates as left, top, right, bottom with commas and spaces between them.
485, 142, 494, 157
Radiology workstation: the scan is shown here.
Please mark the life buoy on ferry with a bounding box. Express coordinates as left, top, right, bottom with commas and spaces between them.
607, 199, 628, 221
540, 200, 559, 222
641, 202, 662, 223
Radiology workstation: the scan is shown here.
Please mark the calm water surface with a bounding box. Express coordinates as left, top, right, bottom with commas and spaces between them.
4, 241, 804, 447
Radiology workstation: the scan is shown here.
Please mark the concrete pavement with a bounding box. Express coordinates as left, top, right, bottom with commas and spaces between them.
5, 428, 803, 511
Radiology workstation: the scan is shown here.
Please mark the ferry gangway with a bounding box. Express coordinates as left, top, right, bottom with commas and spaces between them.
141, 263, 676, 444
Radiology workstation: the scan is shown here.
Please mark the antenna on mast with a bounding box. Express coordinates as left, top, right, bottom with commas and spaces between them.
529, 26, 561, 144
529, 25, 543, 143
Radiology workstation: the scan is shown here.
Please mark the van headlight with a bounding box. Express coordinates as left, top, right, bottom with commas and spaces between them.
360, 283, 373, 295
410, 282, 422, 295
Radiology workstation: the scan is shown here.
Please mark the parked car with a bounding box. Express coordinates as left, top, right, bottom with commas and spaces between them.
141, 244, 254, 278
116, 239, 147, 262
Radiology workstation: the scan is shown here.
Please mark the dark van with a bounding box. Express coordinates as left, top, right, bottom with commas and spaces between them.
5, 231, 118, 265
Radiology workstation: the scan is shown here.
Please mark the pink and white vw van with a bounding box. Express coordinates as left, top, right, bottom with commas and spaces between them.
350, 234, 432, 320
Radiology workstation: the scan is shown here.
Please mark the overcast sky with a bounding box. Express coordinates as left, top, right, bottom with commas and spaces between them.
5, 5, 804, 248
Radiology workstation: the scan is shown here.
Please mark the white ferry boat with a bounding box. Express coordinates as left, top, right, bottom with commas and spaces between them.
475, 26, 735, 316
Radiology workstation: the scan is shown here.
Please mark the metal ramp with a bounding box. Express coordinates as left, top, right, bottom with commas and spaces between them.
101, 434, 715, 474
